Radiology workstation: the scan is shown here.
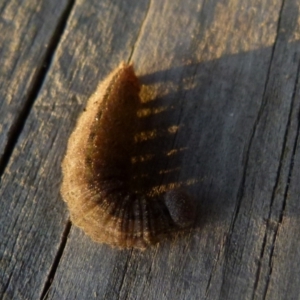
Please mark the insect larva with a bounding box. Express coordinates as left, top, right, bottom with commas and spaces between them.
61, 63, 195, 250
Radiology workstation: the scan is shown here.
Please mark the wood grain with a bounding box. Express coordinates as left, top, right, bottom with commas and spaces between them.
0, 0, 71, 168
1, 0, 300, 299
47, 0, 300, 299
0, 0, 149, 299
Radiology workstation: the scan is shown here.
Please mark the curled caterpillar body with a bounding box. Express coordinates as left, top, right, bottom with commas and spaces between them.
61, 63, 195, 250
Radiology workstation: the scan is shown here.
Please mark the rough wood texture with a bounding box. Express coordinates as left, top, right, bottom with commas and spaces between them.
0, 0, 72, 167
1, 0, 300, 299
0, 0, 149, 299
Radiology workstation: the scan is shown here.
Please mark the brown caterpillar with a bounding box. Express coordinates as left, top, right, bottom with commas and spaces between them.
61, 63, 195, 250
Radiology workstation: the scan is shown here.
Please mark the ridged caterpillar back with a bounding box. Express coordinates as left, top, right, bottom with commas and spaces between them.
61, 63, 195, 250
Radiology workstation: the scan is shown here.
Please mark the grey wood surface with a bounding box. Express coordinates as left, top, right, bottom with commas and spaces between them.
0, 0, 72, 169
1, 0, 300, 299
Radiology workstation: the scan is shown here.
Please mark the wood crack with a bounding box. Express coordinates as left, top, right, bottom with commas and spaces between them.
139, 248, 159, 297
205, 234, 226, 299
220, 0, 287, 296
127, 0, 152, 63
0, 0, 75, 180
40, 221, 71, 300
115, 250, 133, 300
1, 267, 13, 299
261, 61, 300, 300
233, 0, 286, 232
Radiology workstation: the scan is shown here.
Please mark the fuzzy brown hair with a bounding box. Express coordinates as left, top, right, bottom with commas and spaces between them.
61, 63, 195, 250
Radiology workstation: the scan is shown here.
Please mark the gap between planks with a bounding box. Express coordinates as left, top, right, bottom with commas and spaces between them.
0, 0, 75, 180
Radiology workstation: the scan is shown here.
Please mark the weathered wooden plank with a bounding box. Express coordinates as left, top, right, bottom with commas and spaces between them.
0, 0, 71, 167
41, 0, 300, 299
256, 3, 300, 298
263, 73, 300, 300
259, 4, 300, 297
0, 0, 149, 299
217, 1, 300, 299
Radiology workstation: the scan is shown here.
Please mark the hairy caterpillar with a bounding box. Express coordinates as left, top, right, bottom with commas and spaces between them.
61, 63, 195, 250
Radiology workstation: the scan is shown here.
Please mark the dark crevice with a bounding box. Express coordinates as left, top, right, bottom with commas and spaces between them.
252, 229, 268, 299
261, 62, 300, 300
0, 0, 75, 180
40, 221, 72, 300
229, 0, 286, 236
252, 61, 298, 298
205, 237, 225, 299
220, 0, 286, 296
255, 60, 300, 299
127, 0, 152, 63
115, 250, 134, 300
1, 271, 13, 299
138, 247, 159, 297
277, 116, 300, 226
